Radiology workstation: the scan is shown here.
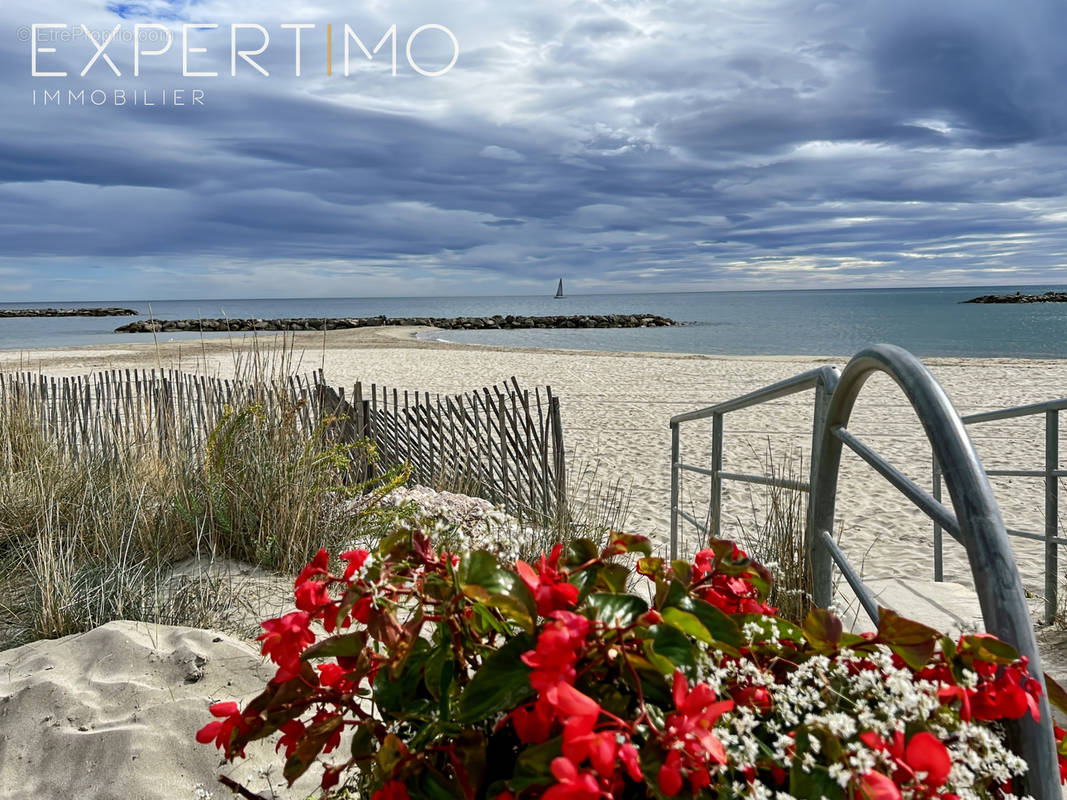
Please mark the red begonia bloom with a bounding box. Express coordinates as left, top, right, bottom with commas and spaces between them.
340, 548, 370, 580
257, 610, 315, 682
654, 671, 732, 795
860, 729, 952, 792
858, 770, 903, 800
195, 701, 250, 756
905, 732, 951, 788
543, 756, 603, 800
658, 749, 684, 797
690, 547, 776, 615
294, 579, 332, 614
372, 780, 411, 800
295, 548, 331, 587
275, 719, 305, 758
517, 543, 579, 616
510, 698, 555, 744
521, 611, 590, 691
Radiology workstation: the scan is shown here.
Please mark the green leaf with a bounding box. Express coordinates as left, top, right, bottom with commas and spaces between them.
875, 608, 940, 669
636, 557, 665, 580
670, 560, 692, 585
350, 724, 376, 759
373, 638, 431, 714
662, 607, 713, 644
957, 632, 1022, 665
649, 624, 695, 671
564, 538, 600, 567
509, 736, 562, 792
789, 763, 845, 800
1046, 672, 1067, 717
377, 733, 406, 773
585, 593, 648, 627
413, 768, 460, 800
803, 606, 843, 649
457, 633, 535, 723
668, 593, 743, 652
301, 630, 366, 661
661, 579, 690, 610
460, 550, 536, 630
593, 563, 632, 594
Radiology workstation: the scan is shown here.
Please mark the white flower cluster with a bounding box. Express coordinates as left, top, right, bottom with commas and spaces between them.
696, 645, 1030, 799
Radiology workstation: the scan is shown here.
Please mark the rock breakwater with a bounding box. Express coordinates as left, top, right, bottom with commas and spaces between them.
963, 291, 1067, 304
114, 313, 678, 334
1, 307, 138, 317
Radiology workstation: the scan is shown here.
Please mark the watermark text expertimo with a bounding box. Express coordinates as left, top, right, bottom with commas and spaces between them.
27, 22, 459, 78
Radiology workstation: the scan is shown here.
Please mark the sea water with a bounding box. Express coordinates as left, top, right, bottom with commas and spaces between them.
2, 285, 1066, 358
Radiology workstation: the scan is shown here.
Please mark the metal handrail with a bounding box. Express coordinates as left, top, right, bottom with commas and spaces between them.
669, 345, 1058, 798
930, 397, 1066, 623
807, 345, 1056, 800
669, 366, 839, 559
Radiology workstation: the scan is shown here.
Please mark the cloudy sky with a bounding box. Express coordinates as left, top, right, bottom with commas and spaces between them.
4, 0, 1067, 300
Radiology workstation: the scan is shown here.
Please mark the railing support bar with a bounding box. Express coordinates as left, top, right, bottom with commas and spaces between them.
670, 422, 680, 561
805, 372, 836, 610
932, 458, 943, 582
710, 412, 723, 540
818, 529, 880, 626
1045, 410, 1058, 625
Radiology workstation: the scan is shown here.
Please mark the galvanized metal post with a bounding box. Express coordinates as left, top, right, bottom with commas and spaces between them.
806, 373, 835, 609
670, 421, 680, 560
710, 412, 723, 540
932, 458, 943, 581
1046, 410, 1058, 624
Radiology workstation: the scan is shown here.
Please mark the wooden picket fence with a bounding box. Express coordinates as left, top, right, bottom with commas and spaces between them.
0, 369, 567, 522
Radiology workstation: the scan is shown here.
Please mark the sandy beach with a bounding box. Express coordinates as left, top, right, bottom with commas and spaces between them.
1, 326, 1063, 600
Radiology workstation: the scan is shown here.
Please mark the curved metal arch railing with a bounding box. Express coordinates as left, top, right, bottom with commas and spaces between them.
807, 344, 1057, 800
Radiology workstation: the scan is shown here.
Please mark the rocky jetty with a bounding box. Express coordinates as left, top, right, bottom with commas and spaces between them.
114, 313, 678, 334
963, 291, 1067, 304
1, 307, 138, 317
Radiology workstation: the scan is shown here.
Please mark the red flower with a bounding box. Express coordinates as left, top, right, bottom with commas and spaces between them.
658, 749, 684, 797
295, 548, 331, 587
257, 611, 315, 682
274, 719, 305, 758
317, 662, 355, 691
860, 729, 951, 792
372, 780, 411, 800
690, 546, 775, 615
905, 732, 951, 788
294, 579, 332, 614
543, 756, 603, 800
655, 671, 733, 795
510, 698, 555, 744
857, 770, 902, 800
521, 611, 590, 691
517, 544, 579, 616
195, 701, 250, 756
340, 548, 370, 580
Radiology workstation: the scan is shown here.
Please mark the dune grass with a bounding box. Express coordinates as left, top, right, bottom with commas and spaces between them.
0, 374, 408, 648
0, 360, 626, 649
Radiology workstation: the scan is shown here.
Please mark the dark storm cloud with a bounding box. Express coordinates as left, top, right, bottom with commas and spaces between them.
3, 0, 1067, 299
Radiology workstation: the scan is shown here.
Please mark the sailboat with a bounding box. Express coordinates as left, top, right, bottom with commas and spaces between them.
554, 278, 565, 299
